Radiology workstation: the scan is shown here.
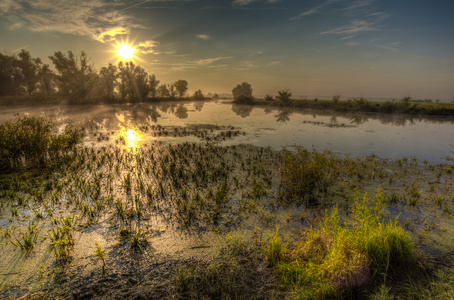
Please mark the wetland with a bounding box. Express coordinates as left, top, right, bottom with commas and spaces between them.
1, 100, 454, 299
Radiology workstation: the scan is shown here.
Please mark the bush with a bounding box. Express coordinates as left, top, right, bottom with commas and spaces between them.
0, 115, 82, 170
279, 147, 340, 203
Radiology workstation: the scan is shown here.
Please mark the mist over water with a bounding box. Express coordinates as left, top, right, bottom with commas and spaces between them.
1, 101, 452, 163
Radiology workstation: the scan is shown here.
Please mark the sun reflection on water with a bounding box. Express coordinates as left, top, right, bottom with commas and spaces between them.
117, 127, 143, 149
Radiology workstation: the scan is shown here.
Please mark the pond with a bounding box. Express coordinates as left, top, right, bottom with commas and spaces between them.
1, 100, 453, 163
1, 100, 454, 299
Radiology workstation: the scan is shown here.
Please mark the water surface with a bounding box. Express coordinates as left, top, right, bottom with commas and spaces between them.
1, 101, 453, 163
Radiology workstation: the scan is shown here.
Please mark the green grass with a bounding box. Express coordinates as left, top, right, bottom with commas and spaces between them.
93, 241, 106, 274
266, 187, 415, 298
11, 221, 40, 251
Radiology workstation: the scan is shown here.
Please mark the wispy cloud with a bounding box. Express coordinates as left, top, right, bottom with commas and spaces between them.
0, 0, 173, 43
321, 12, 390, 37
322, 20, 376, 35
98, 27, 129, 43
342, 0, 374, 11
195, 57, 233, 65
137, 40, 159, 53
289, 0, 340, 21
196, 34, 210, 40
233, 0, 282, 6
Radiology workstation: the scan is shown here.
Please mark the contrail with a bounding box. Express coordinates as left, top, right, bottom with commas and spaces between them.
117, 0, 152, 13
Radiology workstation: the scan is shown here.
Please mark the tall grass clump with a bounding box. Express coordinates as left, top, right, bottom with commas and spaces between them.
0, 115, 82, 170
279, 147, 340, 204
269, 188, 415, 298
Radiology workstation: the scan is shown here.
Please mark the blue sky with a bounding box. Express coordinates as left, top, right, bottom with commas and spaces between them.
1, 0, 453, 99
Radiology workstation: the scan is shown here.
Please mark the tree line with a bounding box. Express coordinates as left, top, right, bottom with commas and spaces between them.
0, 50, 206, 103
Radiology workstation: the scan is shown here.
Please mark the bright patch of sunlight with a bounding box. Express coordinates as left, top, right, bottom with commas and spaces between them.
117, 128, 143, 150
116, 43, 136, 61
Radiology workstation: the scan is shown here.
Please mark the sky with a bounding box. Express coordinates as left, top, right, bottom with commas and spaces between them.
1, 0, 453, 99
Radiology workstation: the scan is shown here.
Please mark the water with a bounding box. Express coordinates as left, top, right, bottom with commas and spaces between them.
1, 100, 453, 163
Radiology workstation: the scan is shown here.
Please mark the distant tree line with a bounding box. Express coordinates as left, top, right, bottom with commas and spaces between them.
0, 50, 206, 104
230, 82, 454, 116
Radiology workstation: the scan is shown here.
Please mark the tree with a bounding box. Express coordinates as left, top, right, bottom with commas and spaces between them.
0, 53, 15, 96
117, 61, 150, 102
173, 80, 188, 98
99, 63, 118, 100
232, 82, 253, 103
17, 50, 42, 95
276, 90, 292, 106
169, 84, 177, 98
148, 74, 160, 98
37, 64, 54, 96
265, 94, 274, 101
193, 89, 204, 100
157, 84, 170, 98
49, 51, 98, 102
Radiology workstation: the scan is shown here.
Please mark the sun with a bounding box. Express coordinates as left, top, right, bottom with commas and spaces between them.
116, 43, 136, 61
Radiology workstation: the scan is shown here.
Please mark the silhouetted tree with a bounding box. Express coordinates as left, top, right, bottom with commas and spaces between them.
117, 61, 150, 102
49, 51, 98, 102
276, 90, 292, 106
0, 53, 15, 96
265, 94, 274, 101
99, 63, 118, 100
169, 84, 177, 98
148, 74, 160, 98
232, 82, 253, 103
17, 50, 42, 95
173, 80, 188, 98
193, 89, 204, 100
157, 84, 170, 98
37, 64, 54, 96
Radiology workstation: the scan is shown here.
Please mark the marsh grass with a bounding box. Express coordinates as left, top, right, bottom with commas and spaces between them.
0, 120, 453, 299
10, 221, 41, 251
93, 241, 106, 274
0, 115, 82, 170
279, 147, 340, 204
269, 188, 415, 298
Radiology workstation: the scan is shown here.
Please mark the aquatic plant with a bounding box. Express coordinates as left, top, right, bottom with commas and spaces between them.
10, 221, 40, 251
93, 241, 106, 274
0, 115, 82, 170
279, 147, 340, 204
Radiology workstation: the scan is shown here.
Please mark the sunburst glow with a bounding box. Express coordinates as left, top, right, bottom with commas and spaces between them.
116, 44, 136, 61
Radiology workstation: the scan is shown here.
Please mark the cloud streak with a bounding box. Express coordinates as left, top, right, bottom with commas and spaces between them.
233, 0, 282, 6
196, 34, 210, 40
289, 0, 340, 21
195, 57, 233, 65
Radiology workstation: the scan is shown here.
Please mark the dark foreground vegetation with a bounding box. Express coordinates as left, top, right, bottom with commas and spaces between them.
1, 116, 454, 299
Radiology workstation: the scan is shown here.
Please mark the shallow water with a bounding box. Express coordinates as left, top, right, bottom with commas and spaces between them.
1, 101, 453, 163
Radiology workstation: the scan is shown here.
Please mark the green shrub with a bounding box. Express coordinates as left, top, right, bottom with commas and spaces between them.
271, 188, 415, 298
